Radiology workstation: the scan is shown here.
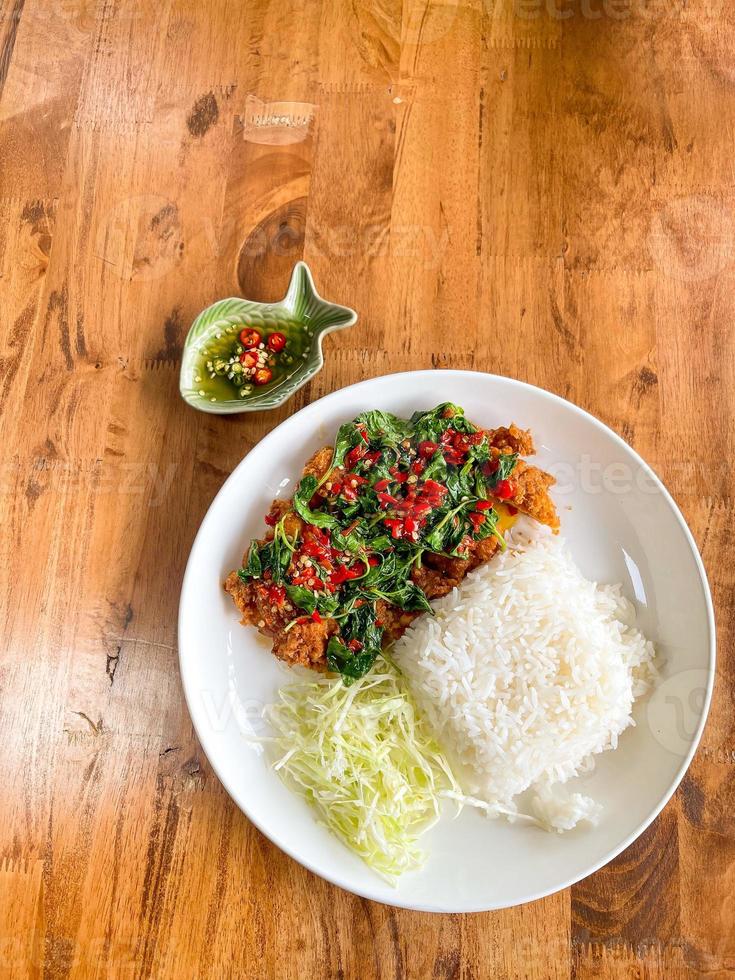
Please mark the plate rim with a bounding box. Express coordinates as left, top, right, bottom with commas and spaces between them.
177, 368, 716, 913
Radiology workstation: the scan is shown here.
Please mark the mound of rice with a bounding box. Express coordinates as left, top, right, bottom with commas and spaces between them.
393, 524, 656, 832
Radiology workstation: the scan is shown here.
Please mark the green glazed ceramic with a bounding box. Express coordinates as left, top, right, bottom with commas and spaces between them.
179, 262, 357, 414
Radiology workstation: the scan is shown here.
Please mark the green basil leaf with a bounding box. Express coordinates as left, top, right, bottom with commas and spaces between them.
238, 540, 262, 580
354, 409, 412, 446
326, 637, 378, 685
284, 585, 317, 615
331, 422, 360, 471
488, 452, 518, 485
292, 475, 339, 529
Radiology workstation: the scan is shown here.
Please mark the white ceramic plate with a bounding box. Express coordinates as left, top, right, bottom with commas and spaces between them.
178, 370, 715, 912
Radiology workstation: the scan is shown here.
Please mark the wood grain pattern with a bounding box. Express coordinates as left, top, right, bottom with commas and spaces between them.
1, 0, 733, 976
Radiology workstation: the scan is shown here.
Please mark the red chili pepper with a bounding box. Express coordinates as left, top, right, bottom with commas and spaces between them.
267, 331, 287, 352
348, 639, 363, 652
345, 443, 367, 469
254, 367, 273, 386
507, 504, 518, 516
239, 350, 258, 368
469, 512, 485, 530
411, 460, 425, 475
264, 512, 277, 526
494, 479, 514, 500
423, 480, 448, 497
404, 517, 418, 534
239, 328, 262, 347
363, 450, 382, 464
311, 609, 322, 623
368, 556, 379, 566
475, 499, 494, 511
483, 459, 500, 476
383, 518, 404, 539
373, 478, 391, 492
417, 440, 438, 458
267, 585, 286, 604
467, 431, 485, 445
377, 491, 400, 508
330, 565, 358, 586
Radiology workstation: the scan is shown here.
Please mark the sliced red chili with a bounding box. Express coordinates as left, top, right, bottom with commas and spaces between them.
383, 518, 404, 539
423, 480, 448, 497
267, 331, 287, 352
417, 440, 438, 458
311, 609, 322, 623
239, 328, 262, 347
507, 504, 519, 516
264, 512, 277, 526
239, 350, 258, 368
494, 479, 514, 499
254, 367, 273, 386
267, 585, 286, 604
345, 443, 367, 469
373, 478, 391, 492
474, 499, 494, 511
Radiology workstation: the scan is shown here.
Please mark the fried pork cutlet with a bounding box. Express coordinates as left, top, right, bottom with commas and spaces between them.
225, 408, 558, 674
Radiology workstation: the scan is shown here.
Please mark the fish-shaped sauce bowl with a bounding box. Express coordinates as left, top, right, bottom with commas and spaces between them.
179, 262, 357, 414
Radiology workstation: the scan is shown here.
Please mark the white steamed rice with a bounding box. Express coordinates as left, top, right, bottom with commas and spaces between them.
393, 523, 656, 832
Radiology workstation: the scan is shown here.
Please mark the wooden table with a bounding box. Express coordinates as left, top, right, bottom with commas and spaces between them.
1, 1, 733, 976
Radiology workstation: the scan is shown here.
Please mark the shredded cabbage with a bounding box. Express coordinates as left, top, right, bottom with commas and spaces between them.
262, 660, 462, 884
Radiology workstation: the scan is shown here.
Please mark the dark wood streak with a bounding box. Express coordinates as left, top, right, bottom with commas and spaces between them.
0, 0, 25, 98
136, 781, 181, 978
572, 807, 680, 945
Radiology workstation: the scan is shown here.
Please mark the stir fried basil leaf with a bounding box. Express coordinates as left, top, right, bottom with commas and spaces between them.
293, 475, 339, 529
488, 452, 518, 486
330, 421, 361, 472
326, 637, 378, 685
285, 585, 317, 615
255, 538, 290, 585
238, 541, 263, 581
354, 409, 412, 446
373, 581, 432, 613
422, 450, 447, 483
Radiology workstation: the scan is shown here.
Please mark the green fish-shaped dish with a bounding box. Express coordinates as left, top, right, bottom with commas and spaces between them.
179, 262, 357, 414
